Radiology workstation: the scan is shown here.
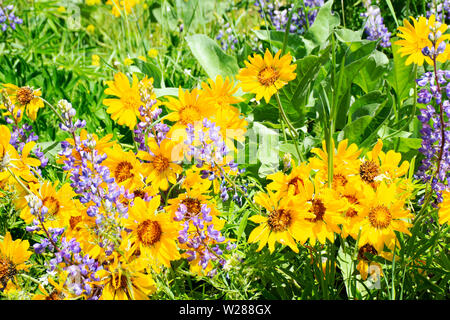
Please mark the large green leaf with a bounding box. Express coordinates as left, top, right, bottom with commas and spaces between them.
386, 42, 416, 103
185, 34, 240, 80
302, 0, 340, 54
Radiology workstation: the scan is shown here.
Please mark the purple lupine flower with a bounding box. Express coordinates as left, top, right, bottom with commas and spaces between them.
0, 3, 23, 33
254, 0, 324, 35
427, 0, 450, 23
360, 4, 391, 48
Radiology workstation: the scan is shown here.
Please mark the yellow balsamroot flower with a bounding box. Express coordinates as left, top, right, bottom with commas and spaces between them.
298, 181, 348, 245
438, 190, 450, 225
19, 182, 78, 229
32, 272, 74, 300
236, 49, 297, 103
123, 58, 134, 66
148, 48, 158, 58
0, 125, 40, 183
266, 161, 312, 196
86, 0, 101, 5
0, 232, 32, 290
1, 84, 44, 121
355, 182, 413, 253
123, 196, 181, 269
201, 75, 243, 111
136, 138, 183, 191
103, 72, 143, 130
248, 189, 314, 253
310, 139, 362, 187
107, 0, 141, 17
395, 14, 450, 66
92, 54, 100, 66
86, 24, 96, 33
359, 139, 410, 192
97, 252, 156, 300
103, 144, 144, 192
165, 87, 216, 141
356, 242, 392, 281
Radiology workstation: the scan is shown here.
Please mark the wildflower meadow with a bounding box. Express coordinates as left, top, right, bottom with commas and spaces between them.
0, 0, 448, 305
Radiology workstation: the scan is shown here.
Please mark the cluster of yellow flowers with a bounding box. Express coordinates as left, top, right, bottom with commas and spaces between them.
246, 139, 414, 279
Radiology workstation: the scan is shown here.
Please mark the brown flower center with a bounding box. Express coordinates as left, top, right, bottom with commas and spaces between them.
258, 67, 279, 87
133, 189, 147, 199
179, 105, 201, 125
153, 154, 170, 172
359, 160, 380, 184
344, 195, 359, 218
16, 87, 34, 106
69, 216, 82, 230
287, 176, 304, 194
358, 244, 378, 261
43, 196, 60, 216
332, 174, 348, 189
368, 205, 392, 229
114, 161, 134, 183
181, 197, 202, 216
267, 209, 292, 232
306, 199, 326, 223
137, 220, 162, 246
0, 257, 16, 289
45, 290, 65, 300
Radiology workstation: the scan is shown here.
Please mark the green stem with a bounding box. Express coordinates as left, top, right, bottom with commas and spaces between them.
275, 93, 304, 163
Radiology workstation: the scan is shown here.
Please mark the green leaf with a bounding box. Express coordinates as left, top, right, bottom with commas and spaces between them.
185, 34, 240, 80
386, 42, 416, 103
302, 0, 340, 54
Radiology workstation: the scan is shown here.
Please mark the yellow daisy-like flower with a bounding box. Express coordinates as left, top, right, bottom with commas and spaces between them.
103, 144, 144, 191
201, 75, 243, 112
123, 196, 181, 269
92, 54, 100, 66
236, 49, 297, 103
148, 49, 158, 58
32, 272, 73, 300
124, 58, 134, 66
438, 190, 450, 225
1, 84, 44, 121
356, 182, 413, 253
0, 232, 32, 290
310, 139, 362, 186
0, 125, 40, 183
103, 72, 142, 130
165, 87, 215, 138
356, 242, 392, 281
248, 189, 314, 253
359, 139, 410, 193
137, 138, 183, 191
107, 0, 141, 17
266, 161, 313, 196
86, 24, 95, 33
298, 182, 348, 245
19, 181, 78, 230
97, 252, 156, 300
395, 14, 450, 66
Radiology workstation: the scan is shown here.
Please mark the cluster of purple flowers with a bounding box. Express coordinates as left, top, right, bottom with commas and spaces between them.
185, 119, 238, 175
360, 2, 391, 48
174, 201, 235, 276
133, 82, 168, 151
414, 24, 450, 206
24, 195, 102, 299
0, 3, 23, 32
427, 0, 450, 22
185, 119, 248, 205
254, 0, 324, 34
216, 22, 239, 52
415, 71, 450, 205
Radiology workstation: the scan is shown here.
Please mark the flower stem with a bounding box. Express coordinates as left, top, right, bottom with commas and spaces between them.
275, 93, 304, 163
